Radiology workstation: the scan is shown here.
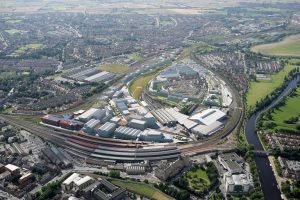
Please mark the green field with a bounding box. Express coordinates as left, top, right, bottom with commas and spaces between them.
5, 29, 26, 35
247, 64, 297, 109
251, 34, 300, 57
0, 71, 19, 81
130, 52, 144, 61
5, 19, 22, 24
98, 64, 131, 74
129, 73, 157, 100
186, 168, 211, 192
111, 180, 172, 200
263, 87, 300, 132
15, 43, 43, 54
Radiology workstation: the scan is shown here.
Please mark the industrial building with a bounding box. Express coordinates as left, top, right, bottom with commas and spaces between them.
151, 108, 177, 126
191, 121, 224, 136
97, 122, 117, 138
83, 119, 101, 134
78, 108, 106, 122
67, 67, 115, 83
128, 119, 147, 130
114, 126, 141, 140
189, 109, 226, 126
84, 71, 115, 83
139, 129, 172, 142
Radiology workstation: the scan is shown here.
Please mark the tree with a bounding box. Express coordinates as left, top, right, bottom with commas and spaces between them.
109, 170, 120, 178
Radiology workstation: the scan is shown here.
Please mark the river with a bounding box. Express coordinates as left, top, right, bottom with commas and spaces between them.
245, 75, 299, 200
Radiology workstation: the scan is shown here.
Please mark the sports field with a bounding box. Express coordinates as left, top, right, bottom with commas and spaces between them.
111, 180, 172, 200
251, 34, 300, 57
247, 64, 297, 109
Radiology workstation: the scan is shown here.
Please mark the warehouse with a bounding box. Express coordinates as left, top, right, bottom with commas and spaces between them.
128, 119, 147, 130
189, 109, 226, 126
114, 126, 141, 140
84, 71, 115, 83
78, 108, 106, 122
144, 112, 158, 129
83, 119, 101, 134
139, 129, 172, 142
165, 108, 198, 130
151, 108, 177, 126
191, 121, 224, 136
97, 122, 117, 138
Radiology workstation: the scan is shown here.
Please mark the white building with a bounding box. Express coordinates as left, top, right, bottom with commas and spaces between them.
189, 109, 226, 126
73, 176, 94, 191
62, 173, 80, 191
224, 172, 251, 193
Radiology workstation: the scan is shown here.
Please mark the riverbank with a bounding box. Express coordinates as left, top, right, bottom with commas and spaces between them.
245, 75, 300, 200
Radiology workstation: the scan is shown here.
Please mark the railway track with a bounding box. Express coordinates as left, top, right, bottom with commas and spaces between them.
0, 114, 181, 162
0, 104, 242, 157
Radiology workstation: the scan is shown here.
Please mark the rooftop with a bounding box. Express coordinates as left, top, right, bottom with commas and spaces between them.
5, 164, 20, 172
63, 173, 80, 185
189, 109, 226, 126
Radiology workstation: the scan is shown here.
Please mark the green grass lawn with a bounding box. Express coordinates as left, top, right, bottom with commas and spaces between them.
251, 34, 300, 57
0, 71, 19, 81
247, 64, 297, 109
15, 43, 43, 54
5, 19, 22, 24
129, 73, 157, 100
186, 168, 210, 191
98, 64, 131, 74
111, 180, 172, 200
5, 29, 26, 35
130, 52, 144, 61
264, 87, 300, 132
